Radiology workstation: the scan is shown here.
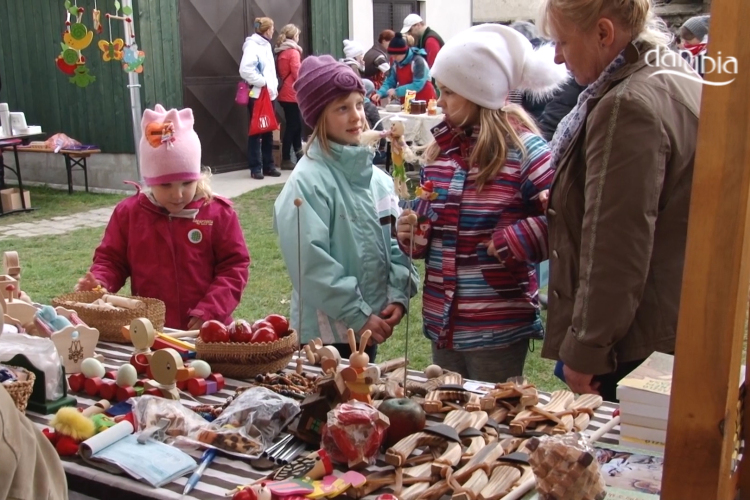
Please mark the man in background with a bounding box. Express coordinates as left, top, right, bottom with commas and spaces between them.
400, 14, 443, 68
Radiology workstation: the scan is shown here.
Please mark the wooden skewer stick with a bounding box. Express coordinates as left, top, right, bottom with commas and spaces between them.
403, 212, 417, 394
294, 198, 304, 374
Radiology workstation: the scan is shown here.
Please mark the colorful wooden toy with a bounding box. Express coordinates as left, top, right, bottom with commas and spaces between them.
338, 329, 379, 404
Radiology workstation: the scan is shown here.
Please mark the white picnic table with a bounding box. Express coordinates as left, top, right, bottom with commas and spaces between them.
377, 110, 444, 145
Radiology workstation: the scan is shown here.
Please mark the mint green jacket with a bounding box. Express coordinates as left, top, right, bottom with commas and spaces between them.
273, 140, 419, 344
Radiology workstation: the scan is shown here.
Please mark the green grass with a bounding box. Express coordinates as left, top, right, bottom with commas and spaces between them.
0, 186, 125, 226
4, 184, 565, 391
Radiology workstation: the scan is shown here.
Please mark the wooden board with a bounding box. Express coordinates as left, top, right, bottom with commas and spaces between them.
662, 0, 750, 498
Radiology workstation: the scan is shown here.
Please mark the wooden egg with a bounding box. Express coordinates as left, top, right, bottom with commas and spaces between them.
424, 364, 443, 379
116, 364, 138, 388
190, 360, 211, 379
81, 357, 105, 379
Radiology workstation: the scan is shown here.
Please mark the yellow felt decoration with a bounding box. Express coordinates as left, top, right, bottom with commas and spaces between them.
51, 407, 96, 441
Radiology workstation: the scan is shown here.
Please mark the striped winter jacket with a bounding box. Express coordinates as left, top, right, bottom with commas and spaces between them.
404, 122, 553, 351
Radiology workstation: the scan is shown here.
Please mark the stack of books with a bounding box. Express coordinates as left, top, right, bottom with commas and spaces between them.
616, 351, 673, 452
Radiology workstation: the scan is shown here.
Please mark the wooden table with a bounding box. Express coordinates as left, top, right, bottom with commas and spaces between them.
0, 131, 45, 216
14, 143, 101, 194
26, 341, 621, 500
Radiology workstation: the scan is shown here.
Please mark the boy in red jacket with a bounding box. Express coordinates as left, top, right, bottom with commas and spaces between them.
76, 105, 250, 330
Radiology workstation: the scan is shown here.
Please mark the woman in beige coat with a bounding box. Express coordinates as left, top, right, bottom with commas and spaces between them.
539, 0, 702, 401
0, 385, 68, 499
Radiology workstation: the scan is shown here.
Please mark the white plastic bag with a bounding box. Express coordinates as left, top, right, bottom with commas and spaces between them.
0, 332, 63, 400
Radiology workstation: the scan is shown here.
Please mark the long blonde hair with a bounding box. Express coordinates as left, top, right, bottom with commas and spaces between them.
423, 103, 541, 192
254, 17, 274, 36
304, 93, 370, 158
276, 24, 301, 47
538, 0, 672, 47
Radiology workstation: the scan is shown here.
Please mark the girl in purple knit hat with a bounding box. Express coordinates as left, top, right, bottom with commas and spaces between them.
273, 55, 418, 361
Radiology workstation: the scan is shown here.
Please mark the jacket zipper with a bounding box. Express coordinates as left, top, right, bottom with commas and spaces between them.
168, 215, 183, 327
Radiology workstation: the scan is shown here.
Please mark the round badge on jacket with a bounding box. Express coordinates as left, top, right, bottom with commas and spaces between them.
188, 228, 203, 244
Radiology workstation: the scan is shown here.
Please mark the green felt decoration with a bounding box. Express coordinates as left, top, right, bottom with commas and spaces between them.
114, 0, 121, 12
122, 5, 132, 15
67, 6, 78, 16
62, 48, 78, 65
70, 23, 87, 40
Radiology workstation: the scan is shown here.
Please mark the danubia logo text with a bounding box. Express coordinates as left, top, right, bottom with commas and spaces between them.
645, 46, 738, 86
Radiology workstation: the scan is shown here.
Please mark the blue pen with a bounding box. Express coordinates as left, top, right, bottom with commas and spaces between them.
183, 448, 217, 496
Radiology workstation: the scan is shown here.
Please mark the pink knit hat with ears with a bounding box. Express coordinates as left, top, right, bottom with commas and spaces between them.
139, 105, 202, 186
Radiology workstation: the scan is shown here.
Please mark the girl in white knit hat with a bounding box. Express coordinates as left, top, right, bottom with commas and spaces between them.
341, 39, 366, 77
396, 24, 568, 382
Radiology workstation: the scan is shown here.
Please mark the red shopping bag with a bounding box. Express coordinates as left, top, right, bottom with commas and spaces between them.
248, 87, 279, 136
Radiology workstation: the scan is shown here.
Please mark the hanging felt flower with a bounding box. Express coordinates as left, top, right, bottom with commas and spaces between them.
123, 44, 146, 73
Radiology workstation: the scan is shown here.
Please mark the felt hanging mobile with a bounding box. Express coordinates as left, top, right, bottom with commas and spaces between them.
98, 14, 124, 62
106, 0, 146, 74
57, 0, 96, 87
92, 0, 103, 34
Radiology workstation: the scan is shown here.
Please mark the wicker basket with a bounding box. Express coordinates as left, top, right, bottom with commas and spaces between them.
195, 330, 298, 379
52, 290, 165, 343
3, 367, 35, 412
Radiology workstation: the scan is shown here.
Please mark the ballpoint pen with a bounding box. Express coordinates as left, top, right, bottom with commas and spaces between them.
183, 448, 217, 496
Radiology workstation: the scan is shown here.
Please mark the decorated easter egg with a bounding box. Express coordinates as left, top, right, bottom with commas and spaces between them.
81, 358, 105, 379
190, 360, 211, 379
116, 364, 138, 388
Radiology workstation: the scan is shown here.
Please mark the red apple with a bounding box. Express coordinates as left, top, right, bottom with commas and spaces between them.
252, 319, 274, 333
251, 327, 278, 344
199, 320, 229, 343
228, 320, 253, 343
378, 397, 426, 449
264, 314, 290, 337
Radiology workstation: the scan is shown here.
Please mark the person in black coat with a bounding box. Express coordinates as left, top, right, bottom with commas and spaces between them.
537, 78, 586, 142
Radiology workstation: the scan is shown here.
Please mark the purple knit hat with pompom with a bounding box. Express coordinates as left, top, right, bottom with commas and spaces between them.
293, 55, 365, 128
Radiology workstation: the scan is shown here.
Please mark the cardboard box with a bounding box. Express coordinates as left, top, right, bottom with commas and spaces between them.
1, 188, 31, 211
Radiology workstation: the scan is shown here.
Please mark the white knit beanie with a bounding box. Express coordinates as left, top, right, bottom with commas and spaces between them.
431, 24, 569, 110
343, 40, 365, 59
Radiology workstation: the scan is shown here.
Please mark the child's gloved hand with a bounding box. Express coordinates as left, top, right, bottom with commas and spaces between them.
396, 209, 419, 249
75, 272, 102, 292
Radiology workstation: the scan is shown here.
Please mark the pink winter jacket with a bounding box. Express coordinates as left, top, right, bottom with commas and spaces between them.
90, 192, 250, 330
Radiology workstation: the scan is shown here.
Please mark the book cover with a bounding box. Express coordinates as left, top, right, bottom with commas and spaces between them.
620, 424, 667, 444
616, 352, 673, 401
618, 400, 669, 421
79, 421, 196, 487
620, 412, 669, 431
619, 435, 666, 454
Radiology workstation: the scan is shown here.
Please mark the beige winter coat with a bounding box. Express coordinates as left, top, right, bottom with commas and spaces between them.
0, 385, 68, 500
543, 42, 702, 374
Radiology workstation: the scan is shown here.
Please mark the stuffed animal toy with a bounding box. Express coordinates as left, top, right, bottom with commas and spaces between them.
43, 407, 96, 456
36, 305, 73, 332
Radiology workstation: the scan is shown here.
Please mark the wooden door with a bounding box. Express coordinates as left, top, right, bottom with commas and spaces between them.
179, 0, 308, 173
373, 0, 419, 44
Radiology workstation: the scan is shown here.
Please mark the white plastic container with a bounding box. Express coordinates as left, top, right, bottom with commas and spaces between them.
0, 103, 10, 138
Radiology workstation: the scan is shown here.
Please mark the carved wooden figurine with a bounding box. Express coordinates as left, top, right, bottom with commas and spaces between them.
129, 318, 156, 374
304, 338, 341, 374
145, 348, 193, 400
339, 329, 379, 404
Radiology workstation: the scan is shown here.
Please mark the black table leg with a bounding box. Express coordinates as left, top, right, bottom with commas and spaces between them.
64, 154, 73, 195
12, 145, 27, 209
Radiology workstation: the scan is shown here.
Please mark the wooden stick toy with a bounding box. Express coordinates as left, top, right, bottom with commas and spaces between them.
294, 198, 304, 374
